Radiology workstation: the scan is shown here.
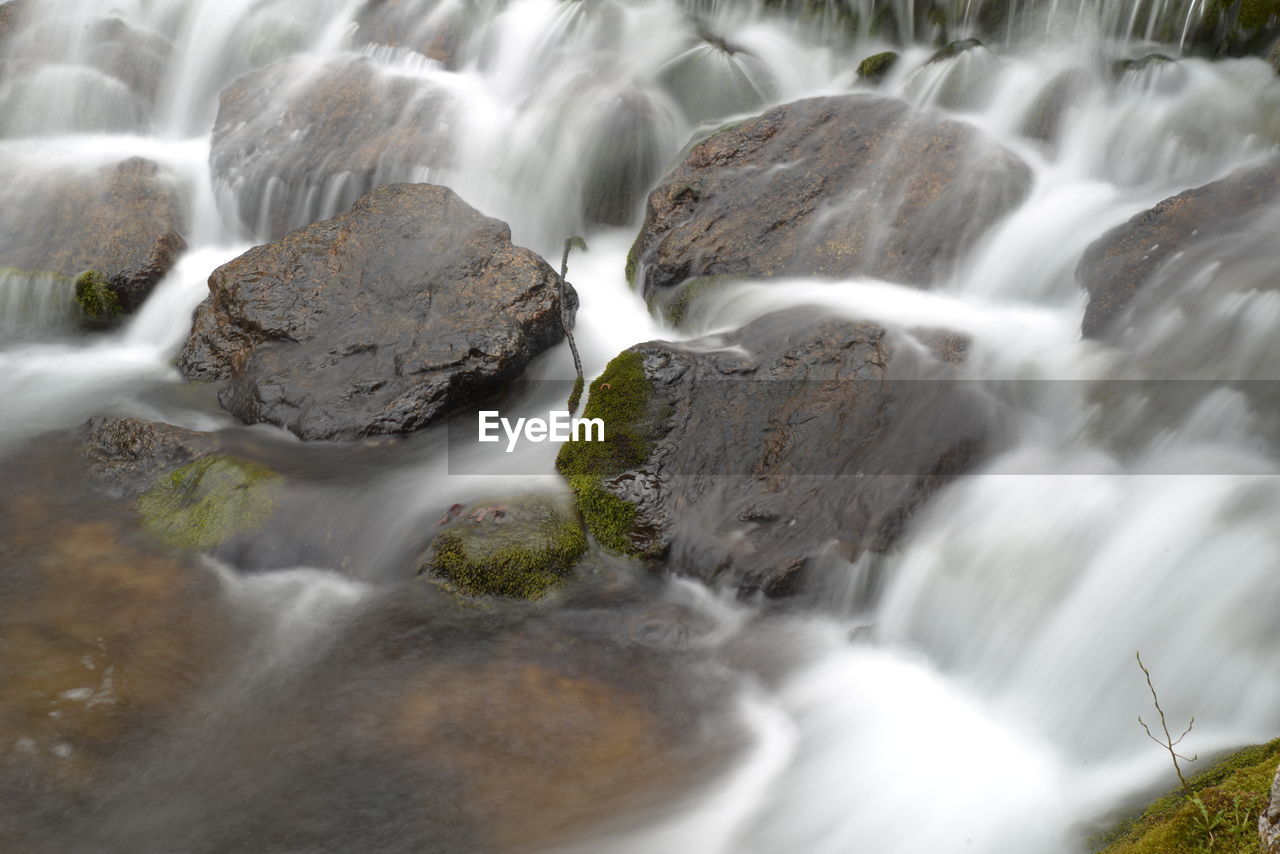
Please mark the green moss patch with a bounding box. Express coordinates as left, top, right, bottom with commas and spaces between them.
1094, 739, 1280, 854
74, 270, 121, 323
555, 350, 658, 556
424, 496, 587, 599
857, 51, 900, 82
136, 455, 282, 551
648, 275, 733, 328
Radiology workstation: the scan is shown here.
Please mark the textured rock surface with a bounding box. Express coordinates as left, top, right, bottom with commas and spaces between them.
1263, 763, 1280, 853
1078, 160, 1280, 338
83, 417, 220, 497
557, 308, 990, 596
179, 183, 572, 441
210, 55, 448, 239
629, 94, 1031, 299
0, 157, 186, 316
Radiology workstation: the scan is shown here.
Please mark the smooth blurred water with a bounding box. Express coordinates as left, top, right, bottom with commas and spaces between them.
1, 1, 1279, 852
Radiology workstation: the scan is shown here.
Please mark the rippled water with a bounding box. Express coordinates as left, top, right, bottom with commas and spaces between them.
1, 0, 1279, 851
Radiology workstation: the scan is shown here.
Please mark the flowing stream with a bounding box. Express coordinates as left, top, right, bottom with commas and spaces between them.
2, 1, 1280, 852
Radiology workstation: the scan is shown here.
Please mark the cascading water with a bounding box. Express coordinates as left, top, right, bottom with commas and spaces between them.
2, 0, 1280, 851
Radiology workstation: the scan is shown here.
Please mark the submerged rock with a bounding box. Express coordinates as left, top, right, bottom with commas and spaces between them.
1077, 159, 1280, 338
83, 416, 220, 497
136, 456, 283, 552
0, 439, 232, 789
210, 55, 448, 239
179, 183, 571, 441
628, 94, 1031, 299
421, 495, 587, 599
0, 157, 186, 324
556, 308, 990, 596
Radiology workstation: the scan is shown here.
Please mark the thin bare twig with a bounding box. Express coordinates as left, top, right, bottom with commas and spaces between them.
559, 236, 586, 413
1137, 651, 1198, 796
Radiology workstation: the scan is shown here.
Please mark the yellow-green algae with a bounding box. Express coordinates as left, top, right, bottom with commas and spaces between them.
555, 350, 657, 556
1093, 738, 1280, 854
136, 456, 282, 550
426, 496, 587, 599
74, 270, 120, 321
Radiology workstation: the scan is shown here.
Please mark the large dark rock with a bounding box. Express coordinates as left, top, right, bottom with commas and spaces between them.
0, 156, 187, 320
210, 55, 448, 239
556, 308, 990, 596
628, 94, 1031, 300
179, 183, 572, 441
1077, 160, 1280, 338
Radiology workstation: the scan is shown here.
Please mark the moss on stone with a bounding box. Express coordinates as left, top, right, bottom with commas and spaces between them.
425, 496, 587, 599
567, 375, 585, 413
74, 270, 121, 321
136, 455, 282, 551
625, 241, 641, 288
650, 275, 733, 328
556, 350, 656, 555
1092, 739, 1280, 854
857, 50, 900, 82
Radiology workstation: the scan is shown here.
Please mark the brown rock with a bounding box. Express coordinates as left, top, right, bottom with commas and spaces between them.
0, 157, 187, 316
210, 55, 448, 239
82, 417, 220, 497
557, 308, 990, 596
629, 94, 1031, 299
179, 183, 572, 441
1077, 160, 1280, 337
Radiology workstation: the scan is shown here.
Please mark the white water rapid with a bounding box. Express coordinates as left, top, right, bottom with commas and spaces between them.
2, 1, 1280, 852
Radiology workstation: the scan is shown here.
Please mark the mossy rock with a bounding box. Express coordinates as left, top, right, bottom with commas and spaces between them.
136, 455, 282, 551
555, 350, 661, 557
927, 37, 985, 65
857, 50, 900, 83
423, 495, 587, 599
646, 274, 734, 328
74, 270, 122, 327
1093, 739, 1280, 853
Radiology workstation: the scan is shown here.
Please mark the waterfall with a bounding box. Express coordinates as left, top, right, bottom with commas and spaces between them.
1, 0, 1279, 851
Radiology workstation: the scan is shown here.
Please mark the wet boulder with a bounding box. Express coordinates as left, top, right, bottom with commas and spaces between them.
856, 50, 900, 83
422, 495, 587, 599
179, 183, 572, 441
1077, 159, 1280, 338
0, 156, 187, 324
210, 54, 448, 240
0, 439, 233, 790
0, 0, 28, 44
556, 308, 991, 596
83, 416, 220, 497
82, 17, 174, 109
628, 94, 1031, 300
353, 0, 466, 66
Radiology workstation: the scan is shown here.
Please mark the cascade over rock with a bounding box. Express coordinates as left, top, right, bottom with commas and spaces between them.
0, 156, 187, 320
210, 55, 449, 240
1077, 159, 1280, 338
629, 94, 1032, 301
557, 308, 990, 596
